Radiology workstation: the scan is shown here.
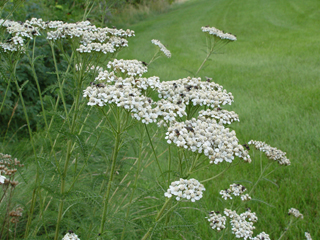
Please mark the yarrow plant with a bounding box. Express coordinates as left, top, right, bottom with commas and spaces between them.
0, 9, 312, 239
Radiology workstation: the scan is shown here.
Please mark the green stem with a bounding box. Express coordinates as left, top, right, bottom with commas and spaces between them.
141, 198, 177, 240
144, 124, 164, 179
12, 77, 39, 238
99, 108, 122, 237
278, 218, 294, 240
121, 124, 145, 240
29, 37, 48, 130
49, 41, 70, 128
54, 140, 72, 240
248, 162, 272, 196
195, 38, 215, 77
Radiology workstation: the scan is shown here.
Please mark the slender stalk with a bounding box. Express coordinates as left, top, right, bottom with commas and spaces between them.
99, 108, 122, 237
12, 75, 39, 238
29, 37, 48, 130
49, 41, 70, 128
248, 162, 272, 196
54, 140, 72, 240
141, 198, 177, 240
144, 124, 163, 179
121, 124, 145, 240
278, 218, 294, 240
195, 37, 215, 76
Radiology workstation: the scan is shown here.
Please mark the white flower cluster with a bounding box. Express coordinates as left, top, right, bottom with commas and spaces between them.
199, 108, 239, 124
224, 208, 258, 240
76, 42, 116, 54
251, 232, 271, 240
62, 232, 80, 240
0, 175, 5, 184
158, 77, 234, 108
107, 59, 148, 77
0, 18, 134, 54
288, 208, 303, 219
165, 117, 251, 164
0, 18, 42, 52
151, 39, 171, 58
206, 211, 226, 231
248, 140, 291, 165
83, 76, 185, 124
201, 26, 237, 41
164, 178, 205, 202
305, 232, 312, 240
219, 183, 251, 201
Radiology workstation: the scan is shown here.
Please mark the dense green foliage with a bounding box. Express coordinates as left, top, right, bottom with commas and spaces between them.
0, 0, 319, 239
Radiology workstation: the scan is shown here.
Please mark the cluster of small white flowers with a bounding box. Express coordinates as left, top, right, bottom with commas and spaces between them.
151, 39, 171, 58
219, 183, 251, 201
75, 63, 103, 72
164, 178, 205, 202
76, 42, 116, 54
248, 140, 290, 165
158, 77, 234, 108
0, 18, 134, 54
251, 232, 271, 240
0, 18, 41, 52
165, 117, 250, 164
83, 78, 185, 124
224, 208, 257, 240
201, 26, 237, 41
107, 59, 148, 77
46, 20, 134, 42
305, 232, 312, 240
288, 208, 303, 219
206, 211, 226, 231
199, 108, 239, 124
94, 70, 119, 83
62, 232, 80, 240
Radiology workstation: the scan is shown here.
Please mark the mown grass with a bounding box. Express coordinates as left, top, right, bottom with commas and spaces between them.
116, 0, 320, 238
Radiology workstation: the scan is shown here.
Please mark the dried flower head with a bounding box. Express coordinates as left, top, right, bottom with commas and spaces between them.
164, 178, 205, 202
248, 140, 290, 165
151, 39, 171, 58
288, 208, 303, 219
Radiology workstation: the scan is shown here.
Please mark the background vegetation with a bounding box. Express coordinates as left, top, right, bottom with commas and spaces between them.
1, 0, 319, 239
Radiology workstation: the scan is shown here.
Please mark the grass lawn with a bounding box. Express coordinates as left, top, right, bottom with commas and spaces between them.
117, 0, 320, 238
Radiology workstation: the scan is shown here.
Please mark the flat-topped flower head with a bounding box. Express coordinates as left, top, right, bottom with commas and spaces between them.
206, 211, 226, 231
158, 77, 234, 108
164, 178, 205, 202
251, 232, 271, 240
288, 208, 303, 219
201, 26, 237, 41
248, 140, 290, 165
107, 59, 148, 77
151, 39, 171, 58
219, 183, 250, 201
224, 208, 257, 240
166, 117, 251, 164
199, 108, 239, 125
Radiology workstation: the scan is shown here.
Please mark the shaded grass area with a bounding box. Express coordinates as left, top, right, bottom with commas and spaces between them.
117, 0, 320, 238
